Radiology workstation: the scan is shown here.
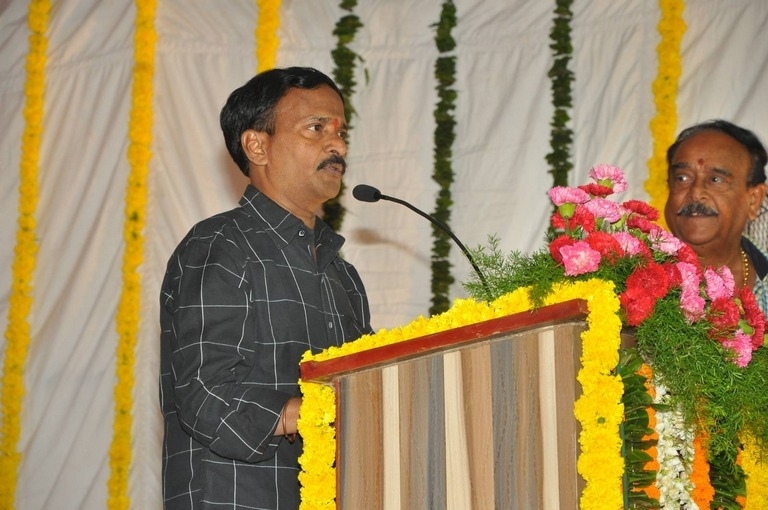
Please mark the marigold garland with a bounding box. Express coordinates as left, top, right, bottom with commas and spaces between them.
743, 435, 768, 508
645, 0, 686, 227
299, 279, 624, 509
255, 0, 280, 72
106, 1, 157, 509
0, 1, 50, 506
691, 432, 715, 507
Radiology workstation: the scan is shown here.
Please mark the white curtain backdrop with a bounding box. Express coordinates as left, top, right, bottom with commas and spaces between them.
1, 0, 767, 508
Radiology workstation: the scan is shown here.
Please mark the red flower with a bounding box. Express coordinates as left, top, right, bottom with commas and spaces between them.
626, 215, 656, 234
706, 297, 741, 342
661, 261, 681, 287
619, 262, 670, 325
578, 182, 614, 198
676, 244, 701, 269
549, 235, 576, 264
738, 286, 766, 350
551, 211, 566, 231
622, 199, 660, 221
571, 206, 596, 233
586, 231, 623, 262
620, 285, 657, 326
550, 206, 596, 234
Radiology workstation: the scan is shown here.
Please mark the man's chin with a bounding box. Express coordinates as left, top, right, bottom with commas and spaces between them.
672, 228, 719, 248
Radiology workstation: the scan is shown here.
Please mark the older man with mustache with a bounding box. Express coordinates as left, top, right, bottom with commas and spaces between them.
664, 119, 768, 311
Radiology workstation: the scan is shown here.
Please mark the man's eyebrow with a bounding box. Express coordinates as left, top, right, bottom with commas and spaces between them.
309, 116, 348, 131
711, 166, 732, 178
669, 161, 690, 171
668, 161, 733, 178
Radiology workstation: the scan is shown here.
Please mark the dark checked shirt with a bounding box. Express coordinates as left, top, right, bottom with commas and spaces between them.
159, 185, 372, 510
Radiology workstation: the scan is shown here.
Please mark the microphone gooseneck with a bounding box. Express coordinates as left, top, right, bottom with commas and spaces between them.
352, 184, 491, 296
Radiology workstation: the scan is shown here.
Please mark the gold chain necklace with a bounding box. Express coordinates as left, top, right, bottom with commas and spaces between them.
741, 249, 750, 288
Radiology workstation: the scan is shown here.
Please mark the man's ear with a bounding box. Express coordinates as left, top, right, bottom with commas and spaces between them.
748, 183, 766, 220
241, 129, 269, 166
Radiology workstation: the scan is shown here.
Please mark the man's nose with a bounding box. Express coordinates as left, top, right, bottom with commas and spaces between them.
327, 135, 347, 158
689, 177, 708, 201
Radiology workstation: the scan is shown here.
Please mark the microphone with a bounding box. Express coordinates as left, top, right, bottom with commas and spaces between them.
352, 184, 490, 295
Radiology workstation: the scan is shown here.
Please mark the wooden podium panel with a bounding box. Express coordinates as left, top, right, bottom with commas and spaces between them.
301, 300, 588, 510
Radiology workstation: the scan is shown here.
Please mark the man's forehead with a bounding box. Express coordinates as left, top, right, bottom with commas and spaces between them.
674, 132, 749, 163
274, 87, 345, 119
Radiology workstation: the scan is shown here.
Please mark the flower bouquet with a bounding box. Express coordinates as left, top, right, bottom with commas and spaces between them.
464, 165, 768, 509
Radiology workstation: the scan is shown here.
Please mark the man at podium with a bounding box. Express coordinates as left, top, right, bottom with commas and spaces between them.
159, 67, 373, 509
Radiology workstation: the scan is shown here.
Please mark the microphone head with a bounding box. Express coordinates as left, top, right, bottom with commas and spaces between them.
352, 184, 382, 203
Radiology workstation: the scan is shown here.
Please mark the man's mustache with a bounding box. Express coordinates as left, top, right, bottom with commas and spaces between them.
317, 154, 346, 174
676, 201, 718, 217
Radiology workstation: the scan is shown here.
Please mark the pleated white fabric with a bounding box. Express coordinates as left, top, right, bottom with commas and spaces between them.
1, 0, 767, 508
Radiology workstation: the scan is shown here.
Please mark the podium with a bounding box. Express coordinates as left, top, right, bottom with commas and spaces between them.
300, 299, 590, 509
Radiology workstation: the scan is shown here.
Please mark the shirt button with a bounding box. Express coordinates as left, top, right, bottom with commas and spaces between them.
298, 230, 305, 237
328, 322, 333, 329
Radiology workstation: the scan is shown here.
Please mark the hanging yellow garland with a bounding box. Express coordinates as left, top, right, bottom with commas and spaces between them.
645, 0, 686, 228
0, 1, 50, 507
107, 1, 157, 509
255, 0, 281, 72
743, 434, 768, 508
299, 279, 624, 509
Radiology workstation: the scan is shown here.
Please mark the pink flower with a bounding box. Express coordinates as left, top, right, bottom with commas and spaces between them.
676, 244, 703, 274
677, 262, 705, 321
589, 164, 628, 193
721, 330, 754, 368
548, 186, 590, 207
612, 232, 645, 256
582, 197, 623, 223
703, 266, 735, 300
648, 226, 684, 256
560, 241, 602, 276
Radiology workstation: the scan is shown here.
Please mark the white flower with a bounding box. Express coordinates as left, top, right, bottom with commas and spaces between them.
653, 382, 698, 509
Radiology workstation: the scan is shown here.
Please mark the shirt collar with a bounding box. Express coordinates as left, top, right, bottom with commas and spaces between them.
239, 185, 345, 261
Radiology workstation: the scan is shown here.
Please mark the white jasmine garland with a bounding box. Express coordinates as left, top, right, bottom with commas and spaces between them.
654, 383, 698, 509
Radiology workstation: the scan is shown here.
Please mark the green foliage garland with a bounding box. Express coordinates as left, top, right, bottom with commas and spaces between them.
430, 1, 458, 315
546, 0, 574, 190
324, 0, 363, 231
617, 349, 663, 509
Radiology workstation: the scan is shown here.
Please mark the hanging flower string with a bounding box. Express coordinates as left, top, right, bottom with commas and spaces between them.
644, 0, 685, 227
107, 1, 157, 509
0, 1, 50, 506
430, 0, 458, 315
639, 364, 661, 504
690, 432, 715, 507
255, 0, 280, 72
743, 434, 768, 507
323, 0, 363, 232
546, 0, 574, 189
